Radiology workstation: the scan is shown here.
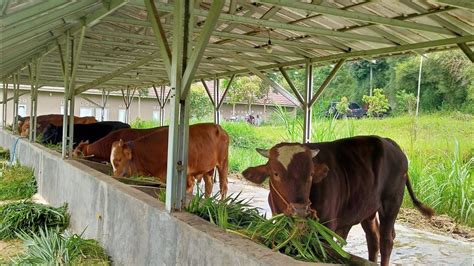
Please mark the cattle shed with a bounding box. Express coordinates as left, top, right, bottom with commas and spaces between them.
0, 0, 473, 263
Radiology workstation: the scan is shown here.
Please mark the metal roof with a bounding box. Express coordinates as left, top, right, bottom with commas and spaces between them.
1, 0, 473, 93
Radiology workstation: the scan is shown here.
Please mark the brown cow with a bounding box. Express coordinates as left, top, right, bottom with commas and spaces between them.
19, 114, 97, 137
73, 127, 164, 162
110, 123, 229, 198
242, 136, 434, 266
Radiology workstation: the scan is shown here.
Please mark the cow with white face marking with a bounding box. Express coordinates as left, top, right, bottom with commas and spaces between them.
242, 136, 434, 266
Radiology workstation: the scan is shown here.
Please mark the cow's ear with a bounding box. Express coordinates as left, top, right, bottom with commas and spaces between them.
312, 163, 329, 183
84, 140, 89, 144
123, 146, 132, 160
118, 139, 124, 147
256, 148, 270, 158
242, 165, 269, 184
310, 149, 320, 158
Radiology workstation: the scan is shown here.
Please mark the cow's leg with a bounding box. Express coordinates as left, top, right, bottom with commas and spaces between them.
203, 171, 213, 197
379, 198, 402, 266
335, 226, 351, 240
217, 159, 228, 199
186, 175, 195, 194
361, 215, 380, 263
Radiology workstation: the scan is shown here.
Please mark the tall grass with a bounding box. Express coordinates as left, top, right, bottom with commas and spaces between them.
0, 201, 69, 239
13, 227, 110, 265
0, 163, 37, 201
405, 141, 473, 226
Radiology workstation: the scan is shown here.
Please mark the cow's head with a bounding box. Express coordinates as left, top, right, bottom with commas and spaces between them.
73, 140, 89, 157
19, 120, 30, 137
242, 143, 329, 218
110, 139, 132, 177
41, 124, 58, 144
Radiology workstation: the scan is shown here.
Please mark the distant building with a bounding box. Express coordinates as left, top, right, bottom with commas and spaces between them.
0, 84, 297, 124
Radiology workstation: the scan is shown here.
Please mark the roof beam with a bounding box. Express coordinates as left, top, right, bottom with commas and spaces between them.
181, 0, 225, 99
196, 10, 393, 44
400, 0, 470, 36
258, 0, 453, 35
84, 0, 129, 26
434, 0, 474, 10
278, 67, 304, 105
232, 54, 301, 107
457, 43, 474, 62
195, 35, 474, 80
74, 52, 161, 94
309, 59, 346, 106
145, 0, 172, 77
1, 1, 70, 28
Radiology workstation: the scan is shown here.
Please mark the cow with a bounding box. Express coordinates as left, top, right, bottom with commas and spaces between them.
242, 136, 434, 266
110, 123, 229, 198
41, 121, 130, 147
19, 114, 97, 137
73, 127, 164, 162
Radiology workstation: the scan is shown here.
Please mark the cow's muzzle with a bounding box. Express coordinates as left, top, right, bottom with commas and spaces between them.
285, 202, 318, 219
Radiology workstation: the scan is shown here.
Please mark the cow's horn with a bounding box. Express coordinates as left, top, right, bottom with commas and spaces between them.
311, 149, 320, 158
256, 148, 270, 158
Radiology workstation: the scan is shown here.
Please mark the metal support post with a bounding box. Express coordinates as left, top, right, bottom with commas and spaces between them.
164, 0, 192, 212
28, 58, 41, 141
213, 78, 220, 124
61, 31, 71, 158
2, 80, 7, 128
100, 89, 110, 121
415, 55, 423, 117
303, 62, 313, 143
12, 73, 20, 134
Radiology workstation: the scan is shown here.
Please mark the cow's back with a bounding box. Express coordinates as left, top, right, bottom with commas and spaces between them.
306, 136, 408, 229
87, 127, 163, 161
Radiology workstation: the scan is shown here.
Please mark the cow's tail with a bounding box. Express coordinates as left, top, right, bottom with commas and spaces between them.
406, 174, 435, 218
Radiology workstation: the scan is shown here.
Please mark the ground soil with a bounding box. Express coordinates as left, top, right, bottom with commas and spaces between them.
0, 239, 23, 263
396, 208, 473, 242
231, 173, 474, 242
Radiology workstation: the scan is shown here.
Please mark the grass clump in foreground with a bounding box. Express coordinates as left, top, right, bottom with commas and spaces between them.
0, 163, 37, 201
185, 192, 350, 263
0, 201, 69, 239
13, 227, 110, 265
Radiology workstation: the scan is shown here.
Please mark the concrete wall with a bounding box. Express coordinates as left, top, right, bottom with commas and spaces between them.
0, 129, 310, 266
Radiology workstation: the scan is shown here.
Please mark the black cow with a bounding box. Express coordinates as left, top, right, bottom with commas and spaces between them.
41, 121, 130, 147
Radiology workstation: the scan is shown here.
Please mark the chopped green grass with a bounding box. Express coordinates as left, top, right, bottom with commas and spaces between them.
0, 163, 37, 201
0, 201, 69, 240
186, 192, 349, 263
13, 227, 110, 265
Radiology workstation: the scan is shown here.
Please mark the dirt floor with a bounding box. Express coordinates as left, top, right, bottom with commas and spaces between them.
0, 239, 22, 263
397, 208, 473, 242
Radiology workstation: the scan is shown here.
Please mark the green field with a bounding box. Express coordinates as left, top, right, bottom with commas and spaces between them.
219, 114, 473, 227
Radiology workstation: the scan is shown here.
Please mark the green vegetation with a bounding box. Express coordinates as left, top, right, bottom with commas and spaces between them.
363, 88, 390, 117
0, 164, 37, 201
185, 192, 349, 263
13, 227, 109, 265
0, 201, 69, 239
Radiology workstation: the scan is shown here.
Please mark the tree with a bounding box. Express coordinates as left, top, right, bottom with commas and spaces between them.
189, 83, 213, 120
226, 76, 268, 114
395, 90, 417, 115
363, 89, 389, 117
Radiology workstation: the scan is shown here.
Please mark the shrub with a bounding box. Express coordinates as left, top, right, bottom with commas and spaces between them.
363, 88, 389, 117
335, 96, 349, 115
0, 201, 69, 239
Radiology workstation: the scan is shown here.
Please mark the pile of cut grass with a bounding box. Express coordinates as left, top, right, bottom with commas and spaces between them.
13, 227, 110, 265
0, 164, 37, 201
0, 201, 69, 239
185, 192, 350, 263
